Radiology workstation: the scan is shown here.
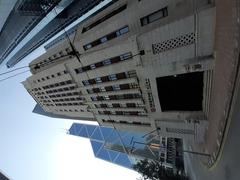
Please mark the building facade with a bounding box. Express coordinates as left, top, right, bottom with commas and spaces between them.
0, 171, 10, 180
68, 122, 183, 171
23, 0, 216, 142
6, 0, 114, 68
0, 0, 61, 65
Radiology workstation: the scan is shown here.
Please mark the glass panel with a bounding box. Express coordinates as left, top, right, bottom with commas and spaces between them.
114, 153, 132, 169
120, 52, 132, 60
109, 74, 117, 80
107, 149, 120, 162
119, 26, 129, 35
90, 64, 96, 69
105, 129, 119, 143
112, 84, 120, 91
141, 17, 148, 26
91, 127, 104, 141
103, 59, 111, 65
97, 148, 111, 161
86, 125, 96, 137
100, 36, 108, 43
78, 125, 89, 138
100, 126, 113, 141
90, 140, 104, 156
69, 123, 82, 135
149, 10, 164, 23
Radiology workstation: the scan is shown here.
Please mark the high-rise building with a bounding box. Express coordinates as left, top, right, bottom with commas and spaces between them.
0, 0, 62, 65
23, 0, 215, 142
68, 122, 183, 171
6, 0, 114, 68
0, 171, 10, 180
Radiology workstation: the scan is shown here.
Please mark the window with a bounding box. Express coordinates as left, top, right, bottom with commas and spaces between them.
126, 103, 136, 108
116, 111, 124, 115
116, 26, 129, 36
91, 97, 98, 101
74, 52, 132, 74
104, 95, 110, 100
82, 4, 127, 33
94, 77, 101, 84
120, 52, 132, 61
82, 80, 90, 86
95, 104, 101, 108
100, 104, 108, 108
112, 103, 120, 108
75, 68, 83, 74
87, 89, 94, 94
95, 62, 103, 68
84, 44, 92, 50
105, 86, 113, 91
82, 66, 91, 71
103, 59, 111, 65
119, 84, 130, 90
90, 64, 96, 69
140, 7, 168, 26
100, 37, 108, 43
99, 87, 106, 92
83, 26, 129, 50
108, 74, 117, 81
112, 84, 120, 91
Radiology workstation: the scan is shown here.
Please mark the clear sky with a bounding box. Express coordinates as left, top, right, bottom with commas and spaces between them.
0, 16, 140, 180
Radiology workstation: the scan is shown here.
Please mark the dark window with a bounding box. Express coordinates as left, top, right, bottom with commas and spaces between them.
74, 53, 131, 74
95, 62, 104, 68
156, 72, 204, 111
109, 95, 117, 100
97, 96, 104, 101
82, 80, 90, 86
103, 111, 111, 115
82, 66, 91, 72
112, 84, 120, 91
100, 104, 108, 108
89, 79, 96, 84
82, 5, 127, 33
112, 103, 120, 108
83, 26, 129, 50
75, 68, 83, 74
140, 7, 168, 26
116, 111, 124, 115
105, 86, 113, 91
103, 59, 111, 65
116, 72, 127, 79
120, 52, 132, 61
126, 103, 136, 107
91, 97, 98, 101
111, 56, 121, 64
119, 84, 130, 90
93, 88, 100, 93
101, 76, 109, 82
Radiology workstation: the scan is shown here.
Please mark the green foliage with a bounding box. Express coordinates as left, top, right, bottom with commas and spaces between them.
133, 159, 188, 180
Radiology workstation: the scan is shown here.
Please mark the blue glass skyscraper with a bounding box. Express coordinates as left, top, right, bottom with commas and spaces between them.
68, 123, 167, 170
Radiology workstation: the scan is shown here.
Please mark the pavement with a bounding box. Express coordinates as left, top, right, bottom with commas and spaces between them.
184, 77, 240, 180
190, 0, 240, 168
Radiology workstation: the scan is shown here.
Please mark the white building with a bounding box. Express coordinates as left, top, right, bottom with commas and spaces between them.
23, 0, 216, 142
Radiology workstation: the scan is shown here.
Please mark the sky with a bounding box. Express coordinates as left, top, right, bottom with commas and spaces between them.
0, 1, 140, 179
0, 41, 140, 180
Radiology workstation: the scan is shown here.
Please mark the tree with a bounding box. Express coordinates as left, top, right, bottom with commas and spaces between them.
133, 159, 188, 180
133, 159, 164, 180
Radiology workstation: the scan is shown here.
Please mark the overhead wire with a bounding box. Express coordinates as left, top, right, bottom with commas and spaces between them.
0, 70, 30, 83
